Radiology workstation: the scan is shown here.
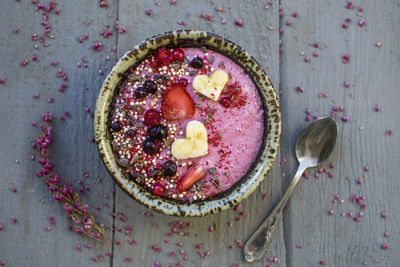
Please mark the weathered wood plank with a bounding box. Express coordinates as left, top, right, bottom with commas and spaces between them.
279, 0, 400, 266
113, 1, 285, 266
0, 1, 118, 266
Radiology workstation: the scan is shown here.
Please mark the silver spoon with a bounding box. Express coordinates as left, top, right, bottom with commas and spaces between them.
243, 117, 338, 263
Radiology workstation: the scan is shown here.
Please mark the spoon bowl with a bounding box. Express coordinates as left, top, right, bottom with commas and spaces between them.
295, 117, 339, 167
243, 117, 338, 262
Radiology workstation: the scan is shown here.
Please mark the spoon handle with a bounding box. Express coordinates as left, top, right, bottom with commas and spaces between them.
243, 163, 308, 263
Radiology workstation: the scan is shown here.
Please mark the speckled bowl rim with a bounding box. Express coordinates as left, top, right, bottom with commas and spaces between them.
95, 30, 281, 217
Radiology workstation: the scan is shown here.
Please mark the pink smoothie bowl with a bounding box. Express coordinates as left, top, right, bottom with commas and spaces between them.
94, 30, 281, 216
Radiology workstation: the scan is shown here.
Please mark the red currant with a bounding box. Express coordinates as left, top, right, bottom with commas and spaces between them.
172, 48, 185, 62
152, 183, 165, 196
156, 48, 172, 65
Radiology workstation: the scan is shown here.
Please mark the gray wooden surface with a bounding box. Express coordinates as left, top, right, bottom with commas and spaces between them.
0, 1, 398, 266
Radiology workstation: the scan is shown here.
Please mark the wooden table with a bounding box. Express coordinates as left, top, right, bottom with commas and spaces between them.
0, 1, 398, 266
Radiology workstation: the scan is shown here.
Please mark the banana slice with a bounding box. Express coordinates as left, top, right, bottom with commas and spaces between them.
171, 120, 208, 160
192, 70, 229, 101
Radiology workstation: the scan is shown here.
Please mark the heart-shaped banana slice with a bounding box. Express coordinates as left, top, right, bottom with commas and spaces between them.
192, 70, 229, 101
171, 120, 208, 160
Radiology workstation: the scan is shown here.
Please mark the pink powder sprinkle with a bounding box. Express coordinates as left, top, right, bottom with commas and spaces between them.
356, 179, 362, 185
341, 116, 349, 122
296, 244, 302, 249
293, 11, 298, 17
380, 244, 388, 249
145, 9, 152, 16
381, 212, 386, 218
328, 210, 334, 216
296, 86, 304, 93
346, 2, 354, 9
313, 42, 319, 48
313, 51, 319, 57
304, 56, 310, 63
343, 54, 350, 63
385, 130, 392, 136
376, 41, 382, 47
342, 23, 348, 29
364, 166, 369, 172
178, 20, 185, 26
344, 82, 350, 88
124, 257, 132, 262
76, 245, 81, 251
359, 19, 365, 27
384, 232, 389, 238
235, 19, 243, 27
286, 20, 292, 26
374, 105, 380, 112
0, 225, 3, 231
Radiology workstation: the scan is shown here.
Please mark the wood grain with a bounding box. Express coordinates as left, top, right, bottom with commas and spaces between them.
0, 1, 118, 266
279, 0, 400, 266
0, 0, 399, 266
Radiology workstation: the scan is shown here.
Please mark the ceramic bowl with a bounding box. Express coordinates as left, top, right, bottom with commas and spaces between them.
94, 30, 281, 216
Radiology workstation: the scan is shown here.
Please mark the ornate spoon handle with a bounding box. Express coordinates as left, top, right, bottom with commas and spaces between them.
243, 164, 307, 262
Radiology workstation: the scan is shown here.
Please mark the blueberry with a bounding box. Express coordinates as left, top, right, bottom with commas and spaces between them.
134, 86, 148, 99
126, 129, 136, 137
162, 160, 177, 177
143, 138, 159, 155
111, 121, 122, 131
190, 57, 203, 69
150, 125, 168, 140
144, 80, 157, 94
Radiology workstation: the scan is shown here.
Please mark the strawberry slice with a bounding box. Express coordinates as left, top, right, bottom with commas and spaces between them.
177, 165, 206, 192
161, 83, 195, 120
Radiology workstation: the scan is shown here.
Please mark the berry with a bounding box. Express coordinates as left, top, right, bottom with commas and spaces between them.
176, 78, 188, 88
143, 138, 160, 155
161, 83, 195, 120
111, 121, 122, 131
172, 48, 185, 62
144, 80, 157, 94
190, 57, 203, 68
219, 96, 231, 108
162, 160, 177, 177
150, 125, 168, 140
134, 86, 148, 99
178, 165, 206, 191
152, 183, 165, 196
143, 109, 161, 126
156, 47, 172, 65
126, 129, 136, 137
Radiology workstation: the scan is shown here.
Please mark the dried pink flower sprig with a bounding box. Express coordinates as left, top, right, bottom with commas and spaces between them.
34, 112, 107, 241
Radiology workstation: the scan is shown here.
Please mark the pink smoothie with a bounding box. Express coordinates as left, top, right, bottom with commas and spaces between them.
110, 48, 264, 202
